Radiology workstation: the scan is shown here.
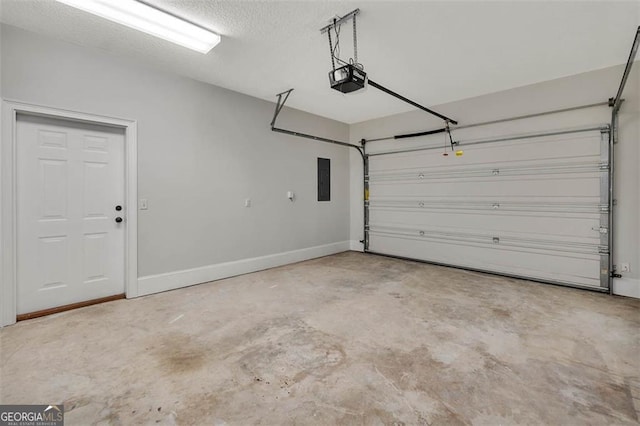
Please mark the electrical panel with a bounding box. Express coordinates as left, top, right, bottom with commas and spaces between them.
318, 158, 331, 201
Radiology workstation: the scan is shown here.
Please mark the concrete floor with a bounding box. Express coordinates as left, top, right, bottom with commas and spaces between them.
1, 252, 639, 425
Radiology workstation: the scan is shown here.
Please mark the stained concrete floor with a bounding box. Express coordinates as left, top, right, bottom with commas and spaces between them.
1, 252, 639, 425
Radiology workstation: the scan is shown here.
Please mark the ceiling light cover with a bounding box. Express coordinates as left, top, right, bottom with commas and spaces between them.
56, 0, 221, 53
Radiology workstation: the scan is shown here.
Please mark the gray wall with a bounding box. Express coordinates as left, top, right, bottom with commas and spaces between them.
350, 64, 640, 295
1, 24, 350, 278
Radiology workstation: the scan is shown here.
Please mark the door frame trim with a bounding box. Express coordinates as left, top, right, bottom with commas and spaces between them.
1, 100, 138, 326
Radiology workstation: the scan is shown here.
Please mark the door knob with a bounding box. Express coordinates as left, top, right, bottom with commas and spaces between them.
115, 217, 123, 223
115, 205, 122, 211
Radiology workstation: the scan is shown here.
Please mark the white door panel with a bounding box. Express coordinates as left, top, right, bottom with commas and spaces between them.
367, 132, 601, 160
367, 127, 609, 289
17, 114, 125, 314
370, 210, 600, 242
370, 180, 600, 198
369, 235, 602, 287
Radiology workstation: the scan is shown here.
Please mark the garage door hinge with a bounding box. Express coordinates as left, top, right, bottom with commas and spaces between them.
599, 163, 610, 171
592, 226, 608, 234
598, 246, 609, 254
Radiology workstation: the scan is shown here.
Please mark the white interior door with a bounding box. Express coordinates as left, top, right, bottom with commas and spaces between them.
16, 114, 126, 314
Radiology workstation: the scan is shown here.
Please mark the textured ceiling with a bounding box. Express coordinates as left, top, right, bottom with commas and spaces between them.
1, 0, 639, 124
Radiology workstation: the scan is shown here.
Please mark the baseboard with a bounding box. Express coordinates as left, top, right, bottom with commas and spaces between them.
612, 277, 640, 299
349, 240, 364, 252
137, 241, 350, 297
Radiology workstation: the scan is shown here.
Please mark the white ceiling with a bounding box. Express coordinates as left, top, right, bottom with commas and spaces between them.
1, 0, 639, 123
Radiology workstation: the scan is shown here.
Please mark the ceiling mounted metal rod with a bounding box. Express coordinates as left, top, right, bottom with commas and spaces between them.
271, 127, 363, 155
320, 9, 360, 34
611, 25, 639, 114
367, 79, 458, 125
368, 125, 608, 157
270, 89, 364, 159
365, 100, 611, 143
454, 101, 611, 131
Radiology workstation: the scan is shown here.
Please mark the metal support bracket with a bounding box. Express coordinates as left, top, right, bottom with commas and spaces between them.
320, 9, 360, 34
270, 89, 293, 128
446, 123, 458, 151
270, 89, 365, 160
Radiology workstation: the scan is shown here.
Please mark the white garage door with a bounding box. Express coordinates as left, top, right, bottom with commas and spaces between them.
367, 126, 611, 290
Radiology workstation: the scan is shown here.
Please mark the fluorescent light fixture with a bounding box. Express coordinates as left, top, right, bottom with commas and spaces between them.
56, 0, 220, 53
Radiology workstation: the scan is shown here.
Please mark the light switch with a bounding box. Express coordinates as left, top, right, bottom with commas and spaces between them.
245, 198, 251, 207
139, 199, 148, 210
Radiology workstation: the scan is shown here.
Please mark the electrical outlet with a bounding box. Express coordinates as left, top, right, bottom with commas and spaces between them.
244, 198, 251, 208
620, 263, 630, 273
139, 199, 148, 210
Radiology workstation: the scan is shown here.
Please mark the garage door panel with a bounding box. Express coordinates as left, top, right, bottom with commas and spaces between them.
369, 197, 601, 215
368, 234, 602, 288
370, 177, 601, 198
369, 210, 600, 241
368, 133, 601, 170
366, 126, 610, 290
369, 155, 601, 173
370, 223, 600, 255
